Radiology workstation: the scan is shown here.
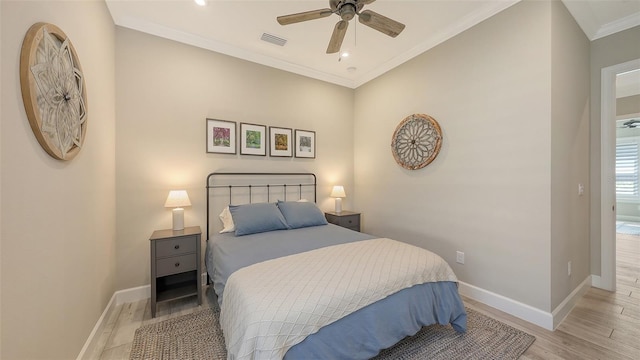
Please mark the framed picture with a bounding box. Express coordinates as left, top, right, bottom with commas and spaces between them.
206, 118, 236, 154
295, 129, 316, 158
269, 126, 293, 157
240, 123, 267, 156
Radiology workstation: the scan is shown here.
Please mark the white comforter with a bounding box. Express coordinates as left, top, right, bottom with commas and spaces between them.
220, 238, 458, 360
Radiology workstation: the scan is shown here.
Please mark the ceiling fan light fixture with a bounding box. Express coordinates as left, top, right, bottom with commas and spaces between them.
340, 3, 357, 21
277, 0, 405, 54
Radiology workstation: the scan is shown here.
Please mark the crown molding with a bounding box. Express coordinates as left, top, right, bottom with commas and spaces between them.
593, 11, 640, 40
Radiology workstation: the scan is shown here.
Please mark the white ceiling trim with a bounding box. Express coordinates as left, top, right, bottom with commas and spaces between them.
593, 11, 640, 40
353, 0, 520, 88
562, 0, 599, 39
562, 0, 640, 41
111, 14, 357, 88
108, 1, 636, 88
109, 1, 520, 89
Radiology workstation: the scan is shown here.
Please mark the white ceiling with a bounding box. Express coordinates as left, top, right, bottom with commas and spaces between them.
106, 0, 640, 89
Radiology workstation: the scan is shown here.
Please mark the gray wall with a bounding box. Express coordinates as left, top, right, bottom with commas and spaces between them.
1, 1, 116, 358
617, 95, 640, 116
355, 1, 561, 312
353, 0, 590, 312
549, 0, 590, 310
590, 25, 640, 275
114, 28, 355, 290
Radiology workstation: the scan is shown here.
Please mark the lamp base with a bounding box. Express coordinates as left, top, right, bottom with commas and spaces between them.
172, 208, 185, 231
334, 198, 342, 214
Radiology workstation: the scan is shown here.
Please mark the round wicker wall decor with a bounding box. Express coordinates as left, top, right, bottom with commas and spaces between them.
391, 114, 442, 170
20, 22, 87, 161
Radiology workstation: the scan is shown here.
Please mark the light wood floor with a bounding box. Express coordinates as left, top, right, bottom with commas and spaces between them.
94, 234, 640, 359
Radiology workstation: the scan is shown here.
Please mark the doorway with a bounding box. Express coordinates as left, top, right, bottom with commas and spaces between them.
600, 59, 640, 291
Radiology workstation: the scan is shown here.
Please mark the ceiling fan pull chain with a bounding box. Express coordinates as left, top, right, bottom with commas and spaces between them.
354, 17, 358, 47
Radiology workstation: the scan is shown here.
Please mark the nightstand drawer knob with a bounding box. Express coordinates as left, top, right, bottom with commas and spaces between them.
175, 262, 180, 267
348, 220, 352, 223
174, 244, 180, 250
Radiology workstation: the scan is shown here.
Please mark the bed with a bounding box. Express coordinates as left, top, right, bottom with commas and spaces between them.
205, 172, 467, 360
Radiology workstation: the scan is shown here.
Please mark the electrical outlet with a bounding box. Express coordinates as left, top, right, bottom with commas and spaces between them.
568, 261, 572, 276
456, 251, 465, 264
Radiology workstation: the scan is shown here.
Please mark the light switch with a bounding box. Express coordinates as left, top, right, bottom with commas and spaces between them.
578, 183, 584, 196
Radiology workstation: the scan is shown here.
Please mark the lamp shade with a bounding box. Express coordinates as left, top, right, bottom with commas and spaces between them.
330, 185, 346, 198
164, 190, 191, 208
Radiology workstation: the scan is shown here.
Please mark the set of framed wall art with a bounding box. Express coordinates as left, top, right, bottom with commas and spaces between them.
206, 118, 315, 158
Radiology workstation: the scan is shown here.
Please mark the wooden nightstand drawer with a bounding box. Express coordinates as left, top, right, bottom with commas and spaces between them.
156, 253, 197, 277
155, 237, 196, 258
325, 211, 361, 232
334, 216, 359, 228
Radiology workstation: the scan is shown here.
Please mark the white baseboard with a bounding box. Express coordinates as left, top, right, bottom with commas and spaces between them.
75, 292, 118, 360
591, 274, 603, 288
76, 286, 150, 360
459, 275, 592, 331
77, 272, 209, 359
115, 285, 151, 305
458, 281, 554, 330
550, 275, 592, 329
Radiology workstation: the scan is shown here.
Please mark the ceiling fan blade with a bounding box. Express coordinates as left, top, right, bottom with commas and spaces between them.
358, 9, 405, 38
360, 0, 376, 4
277, 8, 333, 25
327, 20, 349, 54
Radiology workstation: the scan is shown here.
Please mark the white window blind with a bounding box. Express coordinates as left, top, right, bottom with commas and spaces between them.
616, 140, 640, 200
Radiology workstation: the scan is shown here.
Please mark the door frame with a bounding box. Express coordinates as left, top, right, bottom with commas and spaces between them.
598, 58, 640, 291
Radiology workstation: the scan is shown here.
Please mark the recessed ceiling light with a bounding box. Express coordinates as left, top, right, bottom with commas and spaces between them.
338, 50, 351, 62
194, 0, 207, 6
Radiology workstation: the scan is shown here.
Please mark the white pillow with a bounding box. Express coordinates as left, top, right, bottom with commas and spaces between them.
297, 199, 308, 202
219, 206, 235, 233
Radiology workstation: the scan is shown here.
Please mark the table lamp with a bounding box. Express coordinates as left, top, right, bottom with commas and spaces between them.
330, 185, 346, 214
164, 190, 191, 230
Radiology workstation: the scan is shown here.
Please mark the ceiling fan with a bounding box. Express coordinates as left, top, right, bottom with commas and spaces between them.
277, 0, 405, 54
619, 119, 640, 128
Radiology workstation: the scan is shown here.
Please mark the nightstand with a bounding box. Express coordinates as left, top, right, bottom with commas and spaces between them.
325, 211, 361, 232
149, 226, 202, 317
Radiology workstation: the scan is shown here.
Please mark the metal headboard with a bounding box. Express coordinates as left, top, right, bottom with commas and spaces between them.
205, 172, 317, 241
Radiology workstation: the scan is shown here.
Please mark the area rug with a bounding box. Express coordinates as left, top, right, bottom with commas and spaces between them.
130, 306, 535, 360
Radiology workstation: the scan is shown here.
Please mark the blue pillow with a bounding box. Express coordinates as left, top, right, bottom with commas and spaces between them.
228, 203, 289, 236
277, 200, 328, 229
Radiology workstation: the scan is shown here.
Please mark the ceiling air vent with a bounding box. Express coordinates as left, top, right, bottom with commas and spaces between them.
261, 33, 287, 47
